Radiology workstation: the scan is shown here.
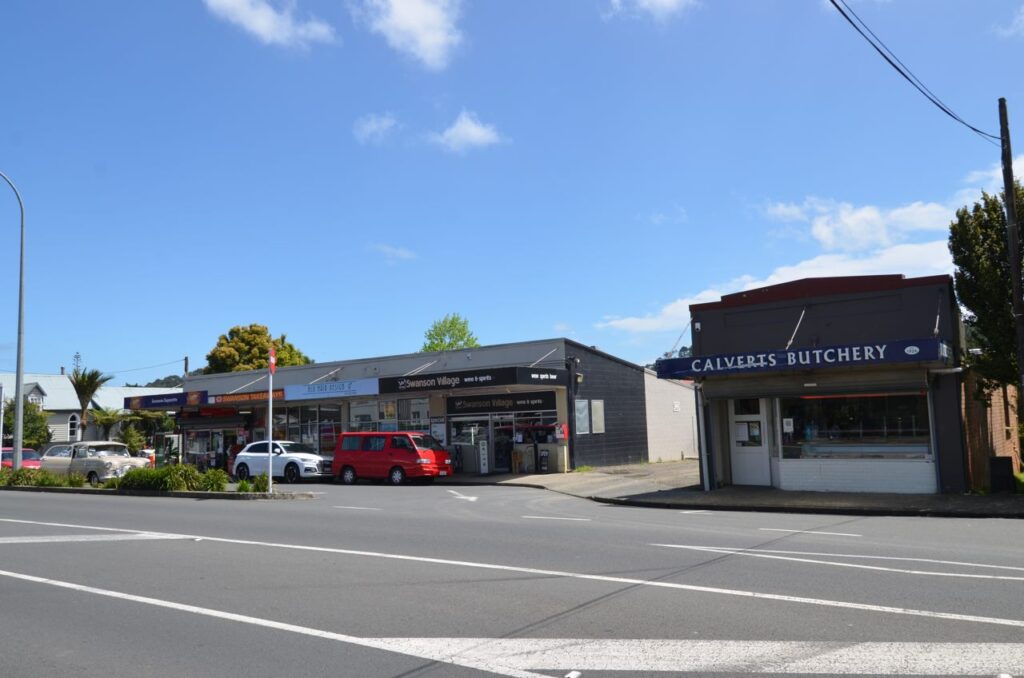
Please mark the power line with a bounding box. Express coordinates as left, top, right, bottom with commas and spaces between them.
829, 0, 1000, 146
109, 359, 184, 375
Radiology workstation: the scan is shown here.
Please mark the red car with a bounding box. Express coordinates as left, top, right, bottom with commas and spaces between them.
1, 448, 41, 469
334, 432, 452, 485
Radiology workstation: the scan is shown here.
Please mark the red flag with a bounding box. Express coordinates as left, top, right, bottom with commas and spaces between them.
269, 347, 277, 374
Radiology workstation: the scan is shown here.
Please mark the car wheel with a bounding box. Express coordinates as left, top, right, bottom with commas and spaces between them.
284, 463, 300, 484
235, 464, 250, 482
339, 466, 356, 485
388, 467, 405, 486
87, 472, 100, 487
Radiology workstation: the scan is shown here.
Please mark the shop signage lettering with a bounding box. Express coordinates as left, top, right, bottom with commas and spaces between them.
211, 389, 285, 404
656, 338, 950, 379
124, 391, 208, 410
380, 367, 567, 394
285, 378, 379, 401
446, 391, 557, 415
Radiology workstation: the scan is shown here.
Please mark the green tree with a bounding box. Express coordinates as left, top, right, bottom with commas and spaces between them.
89, 406, 124, 440
421, 313, 480, 352
117, 424, 145, 453
204, 324, 312, 374
948, 182, 1024, 391
2, 399, 53, 449
131, 410, 174, 440
69, 367, 113, 440
144, 374, 184, 388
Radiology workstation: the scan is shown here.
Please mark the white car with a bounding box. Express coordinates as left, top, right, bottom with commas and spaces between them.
40, 441, 151, 486
232, 441, 329, 483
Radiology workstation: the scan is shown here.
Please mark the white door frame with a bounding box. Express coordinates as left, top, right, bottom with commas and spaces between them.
727, 398, 771, 486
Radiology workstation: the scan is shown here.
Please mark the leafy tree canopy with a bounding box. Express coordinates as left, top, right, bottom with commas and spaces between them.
69, 366, 113, 434
948, 181, 1024, 391
421, 313, 480, 352
2, 399, 53, 449
144, 375, 184, 388
89, 406, 125, 440
204, 324, 312, 374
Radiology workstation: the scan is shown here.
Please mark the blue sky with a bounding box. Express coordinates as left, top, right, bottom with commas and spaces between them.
1, 0, 1023, 384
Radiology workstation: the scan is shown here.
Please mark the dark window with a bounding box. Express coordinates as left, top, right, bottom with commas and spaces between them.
733, 399, 761, 416
362, 436, 386, 452
391, 435, 412, 450
247, 442, 268, 454
341, 436, 362, 451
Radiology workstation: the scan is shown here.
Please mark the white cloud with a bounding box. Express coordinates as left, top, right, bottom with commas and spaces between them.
369, 243, 416, 263
646, 205, 688, 225
203, 0, 335, 48
353, 113, 398, 144
598, 241, 952, 333
359, 0, 462, 70
996, 5, 1024, 37
429, 110, 503, 153
605, 0, 699, 21
763, 196, 952, 252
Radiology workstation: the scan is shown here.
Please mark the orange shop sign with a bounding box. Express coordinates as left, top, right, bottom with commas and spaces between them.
212, 389, 284, 404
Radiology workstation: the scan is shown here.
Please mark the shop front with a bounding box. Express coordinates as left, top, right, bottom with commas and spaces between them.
658, 275, 967, 494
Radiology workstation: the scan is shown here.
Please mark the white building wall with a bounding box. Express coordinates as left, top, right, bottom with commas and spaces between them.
643, 373, 698, 461
776, 459, 937, 493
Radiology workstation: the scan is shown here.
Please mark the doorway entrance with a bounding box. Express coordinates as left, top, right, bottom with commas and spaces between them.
728, 398, 771, 486
449, 417, 490, 474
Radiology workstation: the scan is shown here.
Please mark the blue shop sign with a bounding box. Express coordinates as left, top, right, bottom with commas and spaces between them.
285, 378, 379, 401
656, 338, 951, 379
124, 391, 208, 410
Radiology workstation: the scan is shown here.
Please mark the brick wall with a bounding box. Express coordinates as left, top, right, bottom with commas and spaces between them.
962, 370, 1021, 490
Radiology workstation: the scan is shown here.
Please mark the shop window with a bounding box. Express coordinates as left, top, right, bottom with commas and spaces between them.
779, 392, 931, 460
514, 412, 558, 444
575, 399, 590, 435
591, 400, 606, 434
733, 399, 761, 416
398, 397, 429, 432
300, 406, 318, 449
318, 405, 340, 453
350, 399, 378, 432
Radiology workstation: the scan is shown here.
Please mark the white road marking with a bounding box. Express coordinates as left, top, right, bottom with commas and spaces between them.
521, 515, 591, 522
0, 534, 184, 544
761, 528, 862, 537
0, 568, 548, 678
680, 510, 711, 514
446, 490, 478, 502
332, 506, 383, 511
564, 672, 582, 678
654, 544, 1024, 581
3, 518, 1024, 629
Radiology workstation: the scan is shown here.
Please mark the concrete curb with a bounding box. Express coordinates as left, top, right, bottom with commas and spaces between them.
0, 486, 315, 500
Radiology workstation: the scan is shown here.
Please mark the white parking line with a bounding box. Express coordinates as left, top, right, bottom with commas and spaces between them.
653, 544, 1024, 582
761, 528, 862, 537
332, 506, 383, 511
3, 518, 1024, 629
521, 515, 591, 522
0, 534, 186, 544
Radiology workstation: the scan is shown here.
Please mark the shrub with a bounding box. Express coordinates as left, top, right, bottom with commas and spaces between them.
102, 478, 120, 489
252, 472, 269, 493
164, 465, 203, 491
119, 467, 164, 491
199, 469, 229, 492
67, 473, 86, 488
236, 478, 252, 493
0, 467, 10, 486
8, 468, 39, 486
33, 470, 66, 487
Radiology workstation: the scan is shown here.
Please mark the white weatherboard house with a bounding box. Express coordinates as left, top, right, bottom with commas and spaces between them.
0, 372, 180, 445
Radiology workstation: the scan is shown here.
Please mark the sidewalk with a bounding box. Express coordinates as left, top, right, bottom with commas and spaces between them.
436, 460, 1024, 518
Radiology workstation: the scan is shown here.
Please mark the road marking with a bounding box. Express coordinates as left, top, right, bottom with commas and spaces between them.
522, 515, 591, 522
680, 510, 711, 514
0, 534, 185, 544
446, 490, 478, 502
3, 518, 1024, 629
760, 528, 862, 537
332, 506, 383, 511
653, 544, 1024, 581
0, 568, 548, 678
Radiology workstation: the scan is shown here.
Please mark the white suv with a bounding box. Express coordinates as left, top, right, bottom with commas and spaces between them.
233, 441, 330, 483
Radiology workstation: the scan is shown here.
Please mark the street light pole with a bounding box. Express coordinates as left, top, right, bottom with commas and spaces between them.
0, 171, 25, 471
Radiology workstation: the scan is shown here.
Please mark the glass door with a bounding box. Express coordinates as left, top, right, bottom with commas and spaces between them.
449, 417, 491, 474
491, 415, 514, 473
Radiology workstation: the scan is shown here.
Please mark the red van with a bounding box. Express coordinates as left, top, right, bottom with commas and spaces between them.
333, 432, 452, 485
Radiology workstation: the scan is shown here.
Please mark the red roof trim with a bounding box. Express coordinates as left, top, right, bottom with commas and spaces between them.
690, 275, 951, 312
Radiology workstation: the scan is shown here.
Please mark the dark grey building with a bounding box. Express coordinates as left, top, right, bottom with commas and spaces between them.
657, 275, 966, 494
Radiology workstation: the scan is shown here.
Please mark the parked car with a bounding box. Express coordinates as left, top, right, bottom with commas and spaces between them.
333, 431, 452, 485
1, 448, 40, 469
232, 441, 330, 483
39, 441, 151, 486
135, 448, 157, 467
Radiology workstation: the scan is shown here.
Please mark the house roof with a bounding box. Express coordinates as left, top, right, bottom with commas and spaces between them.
0, 373, 181, 413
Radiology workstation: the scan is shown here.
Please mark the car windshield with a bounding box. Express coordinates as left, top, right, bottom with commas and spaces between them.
410, 435, 445, 452
278, 442, 316, 454
93, 445, 131, 458
2, 450, 39, 461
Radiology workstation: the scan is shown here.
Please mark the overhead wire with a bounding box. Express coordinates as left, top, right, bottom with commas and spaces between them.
829, 0, 1000, 147
108, 358, 184, 375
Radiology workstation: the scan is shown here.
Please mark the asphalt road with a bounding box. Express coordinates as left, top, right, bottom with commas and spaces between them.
1, 484, 1022, 677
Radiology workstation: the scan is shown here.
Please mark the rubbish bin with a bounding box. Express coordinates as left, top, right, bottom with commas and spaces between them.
539, 449, 549, 473
989, 456, 1015, 493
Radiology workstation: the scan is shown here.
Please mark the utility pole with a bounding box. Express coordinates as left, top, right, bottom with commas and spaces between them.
999, 98, 1024, 398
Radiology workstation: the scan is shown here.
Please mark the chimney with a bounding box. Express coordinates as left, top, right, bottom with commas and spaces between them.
60, 366, 65, 375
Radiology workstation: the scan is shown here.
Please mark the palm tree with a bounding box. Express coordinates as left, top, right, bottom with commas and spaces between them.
89, 406, 125, 440
70, 367, 113, 441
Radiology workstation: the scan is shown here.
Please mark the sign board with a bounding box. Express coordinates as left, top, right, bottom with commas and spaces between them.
285, 378, 379, 401
125, 391, 207, 410
478, 439, 489, 475
380, 367, 567, 394
656, 338, 951, 379
446, 391, 557, 415
211, 389, 284, 404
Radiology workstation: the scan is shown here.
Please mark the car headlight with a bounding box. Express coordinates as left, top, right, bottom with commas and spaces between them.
104, 462, 113, 470
445, 458, 451, 465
